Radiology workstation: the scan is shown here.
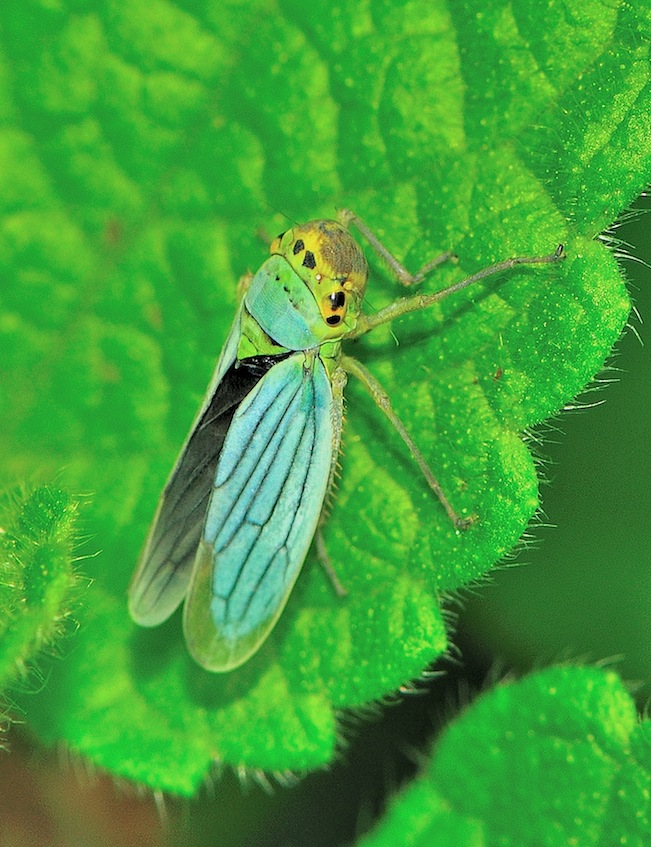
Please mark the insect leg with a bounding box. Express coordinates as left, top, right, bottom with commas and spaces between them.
340, 353, 473, 530
348, 244, 565, 339
315, 529, 348, 597
315, 365, 349, 596
338, 208, 456, 286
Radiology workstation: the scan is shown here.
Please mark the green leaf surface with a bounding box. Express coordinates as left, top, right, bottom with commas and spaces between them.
0, 486, 79, 693
0, 0, 646, 792
357, 666, 651, 847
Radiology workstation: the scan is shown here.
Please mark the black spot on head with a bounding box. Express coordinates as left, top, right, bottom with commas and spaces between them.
276, 230, 286, 241
326, 315, 341, 326
293, 239, 305, 254
329, 291, 346, 310
302, 250, 316, 269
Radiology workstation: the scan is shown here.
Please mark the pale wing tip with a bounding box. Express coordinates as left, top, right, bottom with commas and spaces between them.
184, 629, 259, 673
128, 565, 188, 627
128, 583, 173, 628
182, 540, 271, 673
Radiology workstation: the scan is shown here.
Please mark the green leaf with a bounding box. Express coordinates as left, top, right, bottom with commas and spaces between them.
0, 0, 646, 792
357, 666, 651, 847
0, 486, 80, 693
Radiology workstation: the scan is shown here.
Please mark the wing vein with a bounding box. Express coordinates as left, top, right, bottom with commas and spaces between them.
212, 377, 304, 553
237, 396, 318, 622
226, 390, 314, 617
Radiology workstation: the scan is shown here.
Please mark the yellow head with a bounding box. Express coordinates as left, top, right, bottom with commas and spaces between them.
269, 219, 369, 335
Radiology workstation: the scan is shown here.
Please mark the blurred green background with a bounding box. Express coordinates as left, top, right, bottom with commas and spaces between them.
1, 200, 648, 847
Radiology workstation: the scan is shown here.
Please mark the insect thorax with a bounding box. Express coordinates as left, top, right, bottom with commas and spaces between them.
236, 301, 343, 368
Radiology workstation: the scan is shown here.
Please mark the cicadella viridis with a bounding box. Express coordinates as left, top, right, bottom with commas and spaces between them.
129, 211, 564, 671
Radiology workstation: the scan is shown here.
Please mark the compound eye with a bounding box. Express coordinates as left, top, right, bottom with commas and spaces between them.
323, 290, 347, 326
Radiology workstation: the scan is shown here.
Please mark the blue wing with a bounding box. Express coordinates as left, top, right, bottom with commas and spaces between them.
183, 352, 334, 672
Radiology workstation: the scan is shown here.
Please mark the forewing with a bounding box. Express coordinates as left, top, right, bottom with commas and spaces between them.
130, 307, 257, 626
183, 353, 335, 672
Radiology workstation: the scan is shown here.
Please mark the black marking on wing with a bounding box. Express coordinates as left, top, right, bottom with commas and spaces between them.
139, 353, 290, 612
